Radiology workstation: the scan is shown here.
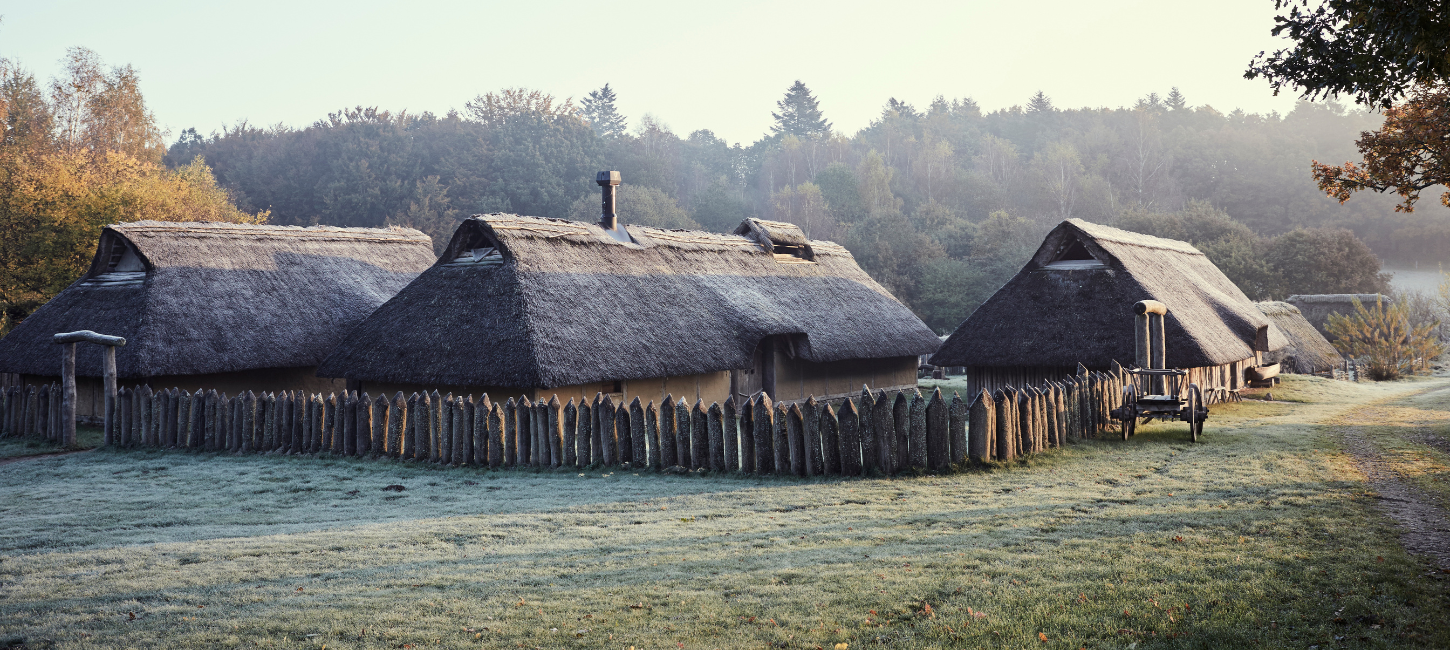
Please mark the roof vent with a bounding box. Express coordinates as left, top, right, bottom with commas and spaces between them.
596, 171, 631, 243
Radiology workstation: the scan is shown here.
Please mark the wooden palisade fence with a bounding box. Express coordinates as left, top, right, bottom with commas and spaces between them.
0, 365, 1139, 473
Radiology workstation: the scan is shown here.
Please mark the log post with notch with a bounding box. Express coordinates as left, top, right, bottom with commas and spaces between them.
52, 330, 126, 448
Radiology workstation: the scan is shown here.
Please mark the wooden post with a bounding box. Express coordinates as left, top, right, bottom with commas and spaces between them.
502, 397, 515, 466
588, 393, 602, 466
598, 395, 615, 467
389, 392, 405, 458
658, 393, 676, 469
739, 396, 756, 474
58, 343, 76, 447
994, 389, 1012, 461
438, 393, 452, 464
452, 396, 466, 465
427, 391, 441, 463
488, 401, 504, 468
548, 396, 563, 468
722, 399, 737, 472
563, 398, 578, 469
472, 395, 488, 465
180, 389, 194, 449
873, 391, 893, 475
803, 397, 822, 476
629, 397, 646, 470
753, 394, 774, 474
691, 400, 709, 471
820, 402, 840, 475
103, 347, 117, 445
949, 391, 967, 466
239, 391, 254, 453
531, 399, 545, 467
616, 400, 632, 469
675, 398, 691, 469
373, 394, 388, 460
576, 399, 592, 468
857, 387, 877, 474
968, 389, 990, 463
773, 402, 789, 475
892, 392, 909, 469
838, 397, 862, 476
786, 403, 805, 476
707, 402, 725, 471
517, 396, 533, 466
926, 388, 948, 471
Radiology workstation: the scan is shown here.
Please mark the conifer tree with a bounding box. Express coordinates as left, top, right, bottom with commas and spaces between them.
581, 83, 627, 138
1026, 91, 1054, 114
1166, 87, 1186, 110
770, 80, 831, 139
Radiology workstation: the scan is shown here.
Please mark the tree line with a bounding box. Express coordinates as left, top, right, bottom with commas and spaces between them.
166, 79, 1439, 331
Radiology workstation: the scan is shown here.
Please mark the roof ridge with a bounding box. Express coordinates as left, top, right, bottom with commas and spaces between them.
1067, 218, 1203, 255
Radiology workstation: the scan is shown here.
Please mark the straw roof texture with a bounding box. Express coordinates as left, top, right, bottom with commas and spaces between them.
0, 221, 435, 378
1285, 293, 1392, 338
317, 214, 940, 388
1256, 301, 1342, 373
932, 219, 1286, 369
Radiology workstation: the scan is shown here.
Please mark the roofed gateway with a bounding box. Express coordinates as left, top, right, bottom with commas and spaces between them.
0, 221, 436, 418
317, 213, 942, 407
931, 219, 1287, 396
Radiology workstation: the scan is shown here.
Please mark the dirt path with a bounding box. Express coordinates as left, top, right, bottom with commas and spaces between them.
1333, 386, 1450, 570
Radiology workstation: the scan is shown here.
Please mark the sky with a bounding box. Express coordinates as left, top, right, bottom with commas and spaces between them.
2, 1, 1304, 145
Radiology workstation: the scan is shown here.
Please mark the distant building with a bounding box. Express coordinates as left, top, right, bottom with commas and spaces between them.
0, 221, 435, 418
1286, 293, 1393, 339
931, 219, 1287, 396
317, 213, 940, 407
1255, 301, 1342, 374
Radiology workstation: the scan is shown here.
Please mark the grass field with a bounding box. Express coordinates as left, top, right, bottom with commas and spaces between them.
1, 376, 1448, 649
0, 425, 103, 460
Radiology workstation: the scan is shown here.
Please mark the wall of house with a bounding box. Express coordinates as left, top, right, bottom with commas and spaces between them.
964, 357, 1255, 399
769, 354, 919, 404
20, 367, 346, 421
356, 370, 734, 411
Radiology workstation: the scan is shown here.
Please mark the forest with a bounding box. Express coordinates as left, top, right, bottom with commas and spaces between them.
6, 48, 1448, 332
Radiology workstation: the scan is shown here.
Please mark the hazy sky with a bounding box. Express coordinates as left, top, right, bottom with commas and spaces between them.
3, 1, 1304, 145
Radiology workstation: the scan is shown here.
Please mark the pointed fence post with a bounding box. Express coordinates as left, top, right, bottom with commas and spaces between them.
857, 387, 877, 474
645, 401, 661, 470
926, 388, 948, 470
417, 392, 433, 461
820, 402, 840, 475
707, 402, 725, 471
589, 393, 603, 466
753, 394, 773, 474
691, 400, 709, 471
786, 403, 805, 476
439, 393, 453, 464
675, 398, 692, 469
773, 402, 789, 475
967, 390, 991, 464
739, 396, 756, 473
372, 394, 389, 459
722, 399, 738, 472
993, 389, 1011, 461
949, 391, 967, 467
872, 391, 893, 474
838, 397, 862, 476
803, 397, 823, 476
908, 391, 928, 470
432, 391, 446, 463
548, 396, 563, 468
563, 399, 578, 469
388, 392, 404, 458
473, 394, 488, 465
629, 397, 646, 470
615, 400, 632, 469
503, 397, 516, 466
598, 395, 616, 467
658, 393, 676, 469
892, 392, 909, 470
488, 401, 504, 468
576, 398, 592, 467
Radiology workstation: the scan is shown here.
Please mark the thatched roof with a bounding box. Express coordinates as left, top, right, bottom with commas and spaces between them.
1256, 301, 1342, 373
1285, 293, 1392, 338
0, 221, 435, 378
317, 214, 940, 388
932, 219, 1286, 369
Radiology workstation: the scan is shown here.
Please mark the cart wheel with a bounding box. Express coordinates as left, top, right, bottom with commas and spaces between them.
1187, 384, 1204, 442
1120, 384, 1137, 440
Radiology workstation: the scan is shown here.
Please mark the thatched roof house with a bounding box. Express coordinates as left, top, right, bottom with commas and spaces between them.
931, 219, 1286, 395
1286, 294, 1392, 338
1256, 301, 1342, 374
0, 221, 435, 413
317, 214, 940, 406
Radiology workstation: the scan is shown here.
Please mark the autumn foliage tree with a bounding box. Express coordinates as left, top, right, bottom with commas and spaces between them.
0, 48, 264, 327
1311, 84, 1450, 212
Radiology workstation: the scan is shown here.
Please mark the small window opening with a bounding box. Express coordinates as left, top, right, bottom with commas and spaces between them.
446, 224, 504, 267
1044, 239, 1105, 270
612, 380, 623, 394
772, 243, 814, 264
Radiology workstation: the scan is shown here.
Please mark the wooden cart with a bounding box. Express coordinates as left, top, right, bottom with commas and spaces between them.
1107, 300, 1208, 442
